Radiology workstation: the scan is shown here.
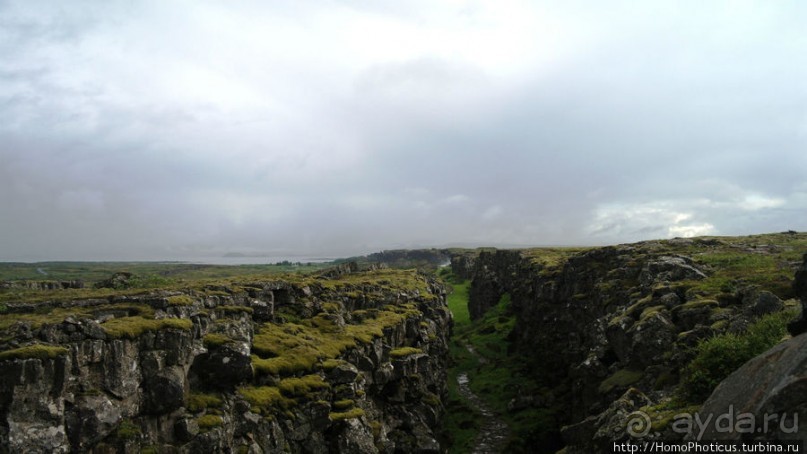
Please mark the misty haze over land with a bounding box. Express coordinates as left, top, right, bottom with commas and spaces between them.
2, 1, 807, 261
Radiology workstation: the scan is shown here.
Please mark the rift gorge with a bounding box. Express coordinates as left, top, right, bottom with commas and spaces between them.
2, 232, 807, 453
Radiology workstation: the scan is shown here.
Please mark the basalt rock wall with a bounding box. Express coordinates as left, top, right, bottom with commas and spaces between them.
0, 268, 451, 453
452, 237, 805, 451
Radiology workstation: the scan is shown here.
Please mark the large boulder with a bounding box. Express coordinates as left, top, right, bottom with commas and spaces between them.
695, 332, 807, 442
191, 341, 253, 389
142, 366, 186, 415
561, 388, 653, 453
639, 256, 707, 288
65, 395, 122, 451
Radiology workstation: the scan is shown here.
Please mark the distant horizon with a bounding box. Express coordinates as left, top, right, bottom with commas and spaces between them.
2, 229, 803, 264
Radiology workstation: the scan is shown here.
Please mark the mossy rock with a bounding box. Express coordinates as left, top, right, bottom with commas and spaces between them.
238, 386, 296, 414
0, 344, 69, 361
218, 305, 254, 315
598, 368, 644, 394
115, 419, 141, 440
166, 295, 194, 306
321, 359, 345, 371
187, 393, 224, 412
332, 399, 355, 411
278, 374, 330, 398
196, 414, 223, 431
203, 333, 233, 349
640, 305, 666, 321
329, 407, 365, 421
389, 347, 423, 359
101, 316, 192, 339
677, 299, 719, 310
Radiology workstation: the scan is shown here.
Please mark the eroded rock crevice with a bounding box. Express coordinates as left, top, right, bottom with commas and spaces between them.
451, 236, 807, 452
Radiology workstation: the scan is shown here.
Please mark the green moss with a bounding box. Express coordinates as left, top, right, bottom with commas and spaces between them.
642, 403, 702, 432
329, 407, 365, 421
389, 347, 423, 359
0, 344, 69, 361
321, 359, 345, 371
166, 295, 194, 306
521, 247, 590, 270
278, 374, 330, 397
253, 354, 319, 377
115, 419, 141, 440
598, 369, 644, 394
238, 386, 296, 414
203, 333, 232, 348
252, 305, 417, 376
187, 393, 224, 412
196, 414, 223, 431
678, 299, 719, 310
332, 399, 355, 410
370, 420, 383, 440
0, 303, 155, 333
101, 316, 193, 339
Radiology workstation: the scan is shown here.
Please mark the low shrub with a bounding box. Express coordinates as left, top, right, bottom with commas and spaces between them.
679, 309, 796, 402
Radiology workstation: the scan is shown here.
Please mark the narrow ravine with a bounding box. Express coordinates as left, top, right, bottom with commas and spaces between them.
455, 345, 510, 454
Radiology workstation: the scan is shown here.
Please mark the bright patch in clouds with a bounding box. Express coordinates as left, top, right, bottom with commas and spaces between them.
588, 201, 717, 242
740, 194, 785, 211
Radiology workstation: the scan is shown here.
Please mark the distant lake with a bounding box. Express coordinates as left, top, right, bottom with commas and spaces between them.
184, 256, 337, 266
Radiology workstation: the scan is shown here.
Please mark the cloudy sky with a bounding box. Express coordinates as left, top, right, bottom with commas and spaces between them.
2, 1, 807, 261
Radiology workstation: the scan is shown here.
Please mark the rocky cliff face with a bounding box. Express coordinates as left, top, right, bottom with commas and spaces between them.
452, 234, 807, 451
0, 267, 451, 453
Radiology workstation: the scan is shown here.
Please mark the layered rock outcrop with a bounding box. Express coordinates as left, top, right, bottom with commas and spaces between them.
451, 235, 806, 451
0, 267, 451, 453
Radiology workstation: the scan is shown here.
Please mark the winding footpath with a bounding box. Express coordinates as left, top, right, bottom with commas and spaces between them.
455, 345, 510, 454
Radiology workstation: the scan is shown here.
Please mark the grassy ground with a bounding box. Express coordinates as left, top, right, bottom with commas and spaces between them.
440, 276, 480, 453
0, 261, 332, 283
439, 269, 561, 453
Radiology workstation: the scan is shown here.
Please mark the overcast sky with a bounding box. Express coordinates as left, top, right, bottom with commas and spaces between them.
2, 1, 807, 261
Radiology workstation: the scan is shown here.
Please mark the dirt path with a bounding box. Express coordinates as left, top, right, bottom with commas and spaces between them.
455, 346, 510, 454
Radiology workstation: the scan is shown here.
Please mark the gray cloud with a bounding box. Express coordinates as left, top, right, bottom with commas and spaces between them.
2, 1, 807, 261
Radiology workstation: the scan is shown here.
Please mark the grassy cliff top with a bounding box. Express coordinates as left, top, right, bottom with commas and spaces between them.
500, 231, 807, 300
0, 266, 437, 347
0, 265, 432, 306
